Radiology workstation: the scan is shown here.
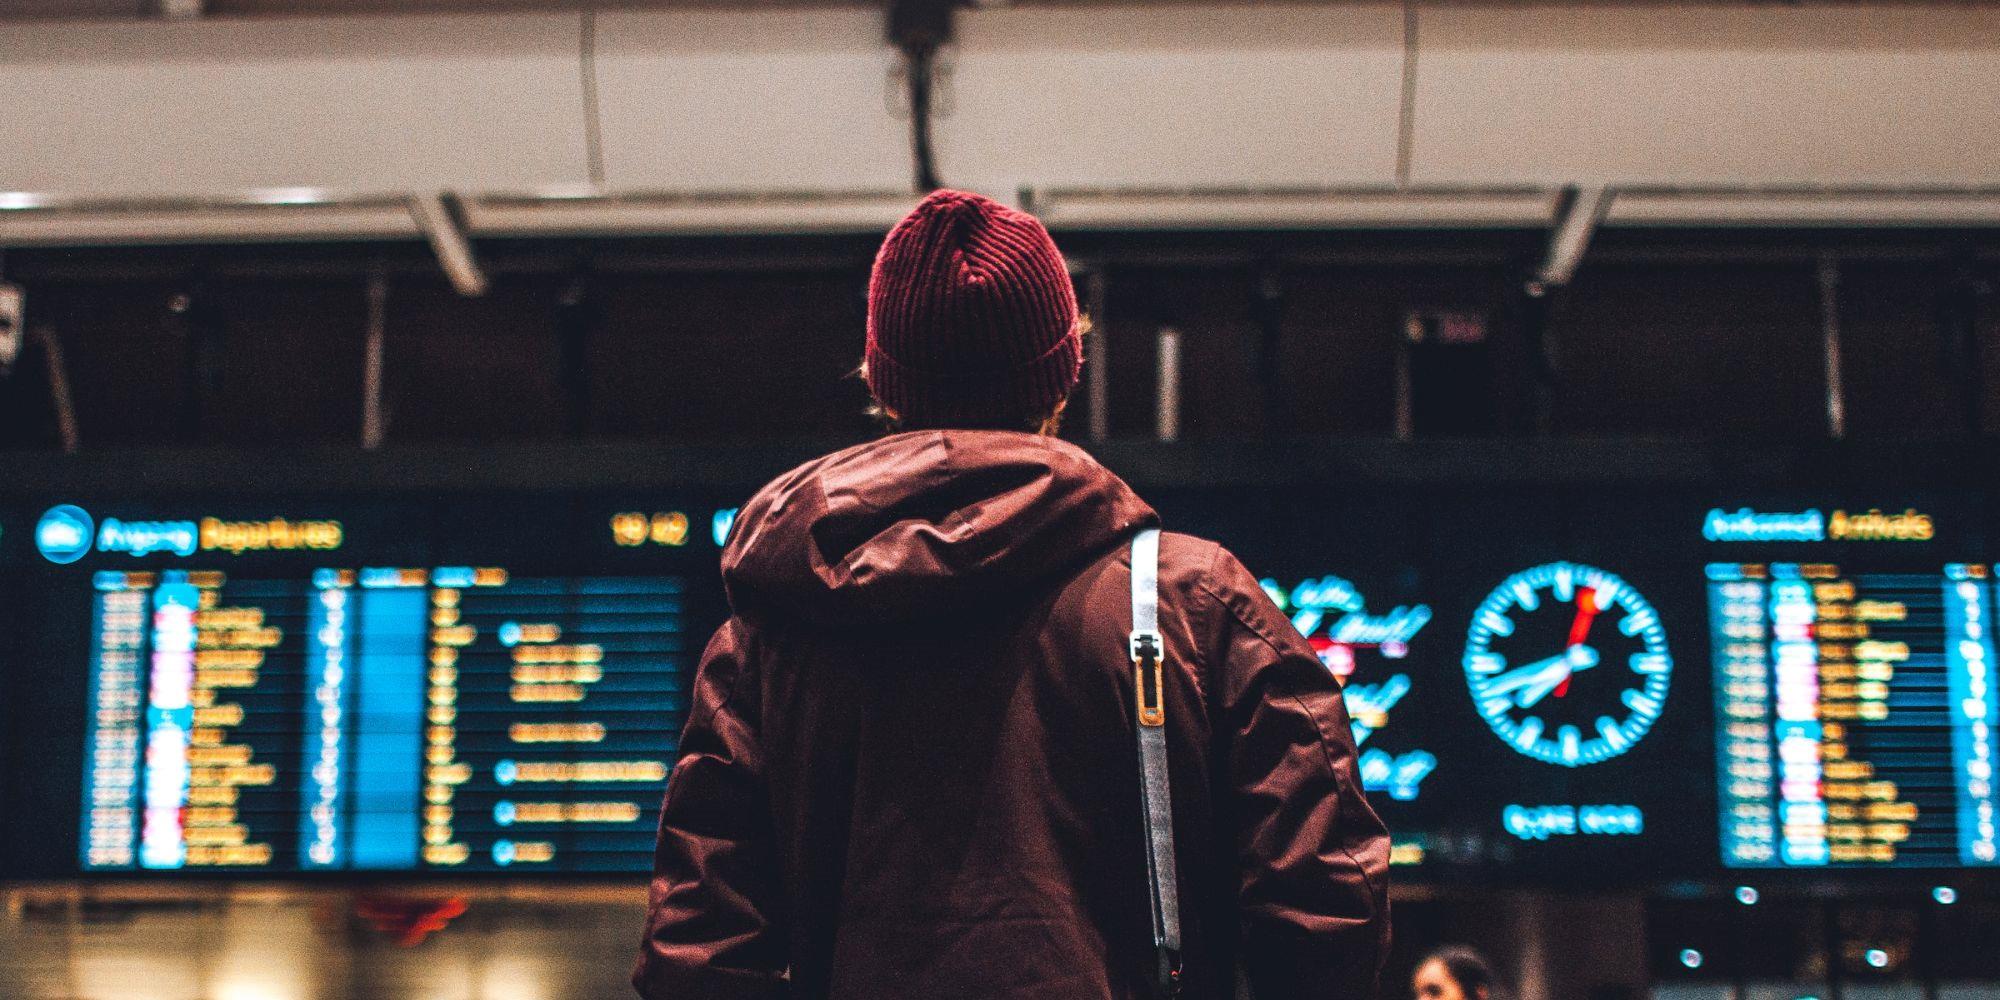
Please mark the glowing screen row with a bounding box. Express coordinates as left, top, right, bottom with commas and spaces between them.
1709, 563, 1997, 868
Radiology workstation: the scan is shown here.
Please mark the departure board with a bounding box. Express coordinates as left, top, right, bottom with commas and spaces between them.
0, 492, 726, 877
80, 567, 685, 872
1705, 509, 2000, 870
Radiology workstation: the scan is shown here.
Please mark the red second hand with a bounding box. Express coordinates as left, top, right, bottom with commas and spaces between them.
1555, 587, 1598, 698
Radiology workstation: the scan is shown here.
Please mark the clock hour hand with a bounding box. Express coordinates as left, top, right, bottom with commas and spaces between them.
1483, 653, 1569, 700
1486, 645, 1600, 709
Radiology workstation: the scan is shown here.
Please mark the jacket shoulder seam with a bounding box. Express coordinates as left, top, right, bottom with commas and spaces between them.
1182, 538, 1229, 713
707, 617, 759, 732
1190, 550, 1288, 661
1193, 560, 1387, 928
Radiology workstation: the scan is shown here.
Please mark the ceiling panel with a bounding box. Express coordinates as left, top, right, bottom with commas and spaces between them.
938, 5, 1406, 198
0, 0, 858, 16
0, 14, 590, 198
1410, 5, 2000, 186
592, 8, 912, 194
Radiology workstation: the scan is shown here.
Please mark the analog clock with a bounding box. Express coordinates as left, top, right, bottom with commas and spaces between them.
1463, 561, 1672, 767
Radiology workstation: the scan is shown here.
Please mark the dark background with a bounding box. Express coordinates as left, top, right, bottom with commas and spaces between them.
1, 228, 1996, 449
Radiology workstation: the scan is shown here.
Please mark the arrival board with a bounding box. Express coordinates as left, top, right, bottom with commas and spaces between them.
1702, 507, 1999, 869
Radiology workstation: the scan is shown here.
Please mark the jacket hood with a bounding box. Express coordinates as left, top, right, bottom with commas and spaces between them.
722, 430, 1158, 626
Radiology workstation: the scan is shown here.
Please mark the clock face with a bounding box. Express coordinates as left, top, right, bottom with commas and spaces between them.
1463, 561, 1672, 767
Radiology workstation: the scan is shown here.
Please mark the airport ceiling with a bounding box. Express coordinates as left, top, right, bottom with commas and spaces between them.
0, 0, 835, 17
0, 0, 1989, 18
3, 0, 959, 17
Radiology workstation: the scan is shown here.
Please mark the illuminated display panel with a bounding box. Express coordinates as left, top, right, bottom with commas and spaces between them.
1705, 507, 2000, 870
1158, 487, 1721, 883
1, 494, 724, 877
1164, 489, 1999, 882
79, 567, 685, 872
2, 461, 1995, 884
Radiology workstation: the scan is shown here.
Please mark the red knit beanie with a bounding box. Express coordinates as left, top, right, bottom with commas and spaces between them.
865, 189, 1082, 428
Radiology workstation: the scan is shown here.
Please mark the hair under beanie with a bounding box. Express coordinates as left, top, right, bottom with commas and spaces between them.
864, 189, 1082, 428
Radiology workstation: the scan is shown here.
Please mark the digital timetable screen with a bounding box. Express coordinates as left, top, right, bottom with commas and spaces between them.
80, 568, 686, 872
1703, 509, 1999, 870
1, 465, 1996, 884
1166, 489, 2000, 881
0, 493, 732, 876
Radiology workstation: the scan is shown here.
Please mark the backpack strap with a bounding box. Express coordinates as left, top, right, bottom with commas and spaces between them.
1130, 528, 1183, 996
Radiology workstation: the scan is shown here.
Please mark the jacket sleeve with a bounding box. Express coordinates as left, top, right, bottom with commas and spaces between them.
633, 617, 790, 1000
1201, 548, 1391, 1000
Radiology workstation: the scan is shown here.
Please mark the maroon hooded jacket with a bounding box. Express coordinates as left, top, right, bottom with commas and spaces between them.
634, 430, 1390, 1000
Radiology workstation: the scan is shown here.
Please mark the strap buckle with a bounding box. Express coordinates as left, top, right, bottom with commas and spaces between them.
1131, 629, 1166, 728
1158, 946, 1184, 998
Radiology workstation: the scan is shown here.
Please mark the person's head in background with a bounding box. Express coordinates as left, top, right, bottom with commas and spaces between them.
859, 188, 1082, 437
1414, 945, 1506, 1000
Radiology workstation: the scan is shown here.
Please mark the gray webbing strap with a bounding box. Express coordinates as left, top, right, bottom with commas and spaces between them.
1130, 528, 1182, 995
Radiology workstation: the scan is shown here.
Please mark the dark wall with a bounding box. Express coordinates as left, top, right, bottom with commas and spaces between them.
1, 231, 1995, 451
1094, 261, 1541, 440
1839, 258, 2000, 438
587, 270, 874, 442
1551, 260, 1827, 438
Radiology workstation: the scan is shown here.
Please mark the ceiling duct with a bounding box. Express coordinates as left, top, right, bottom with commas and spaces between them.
1606, 187, 2000, 228
0, 192, 418, 245
1024, 186, 1562, 231
459, 188, 916, 237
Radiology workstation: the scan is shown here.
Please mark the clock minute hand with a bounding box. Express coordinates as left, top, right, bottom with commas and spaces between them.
1489, 646, 1600, 709
1518, 645, 1600, 707
1485, 651, 1575, 700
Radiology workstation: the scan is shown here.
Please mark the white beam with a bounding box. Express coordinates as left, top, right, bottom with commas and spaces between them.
459, 189, 915, 237
1029, 186, 1562, 231
408, 193, 489, 298
0, 197, 418, 245
1607, 188, 2000, 228
1536, 186, 1610, 287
